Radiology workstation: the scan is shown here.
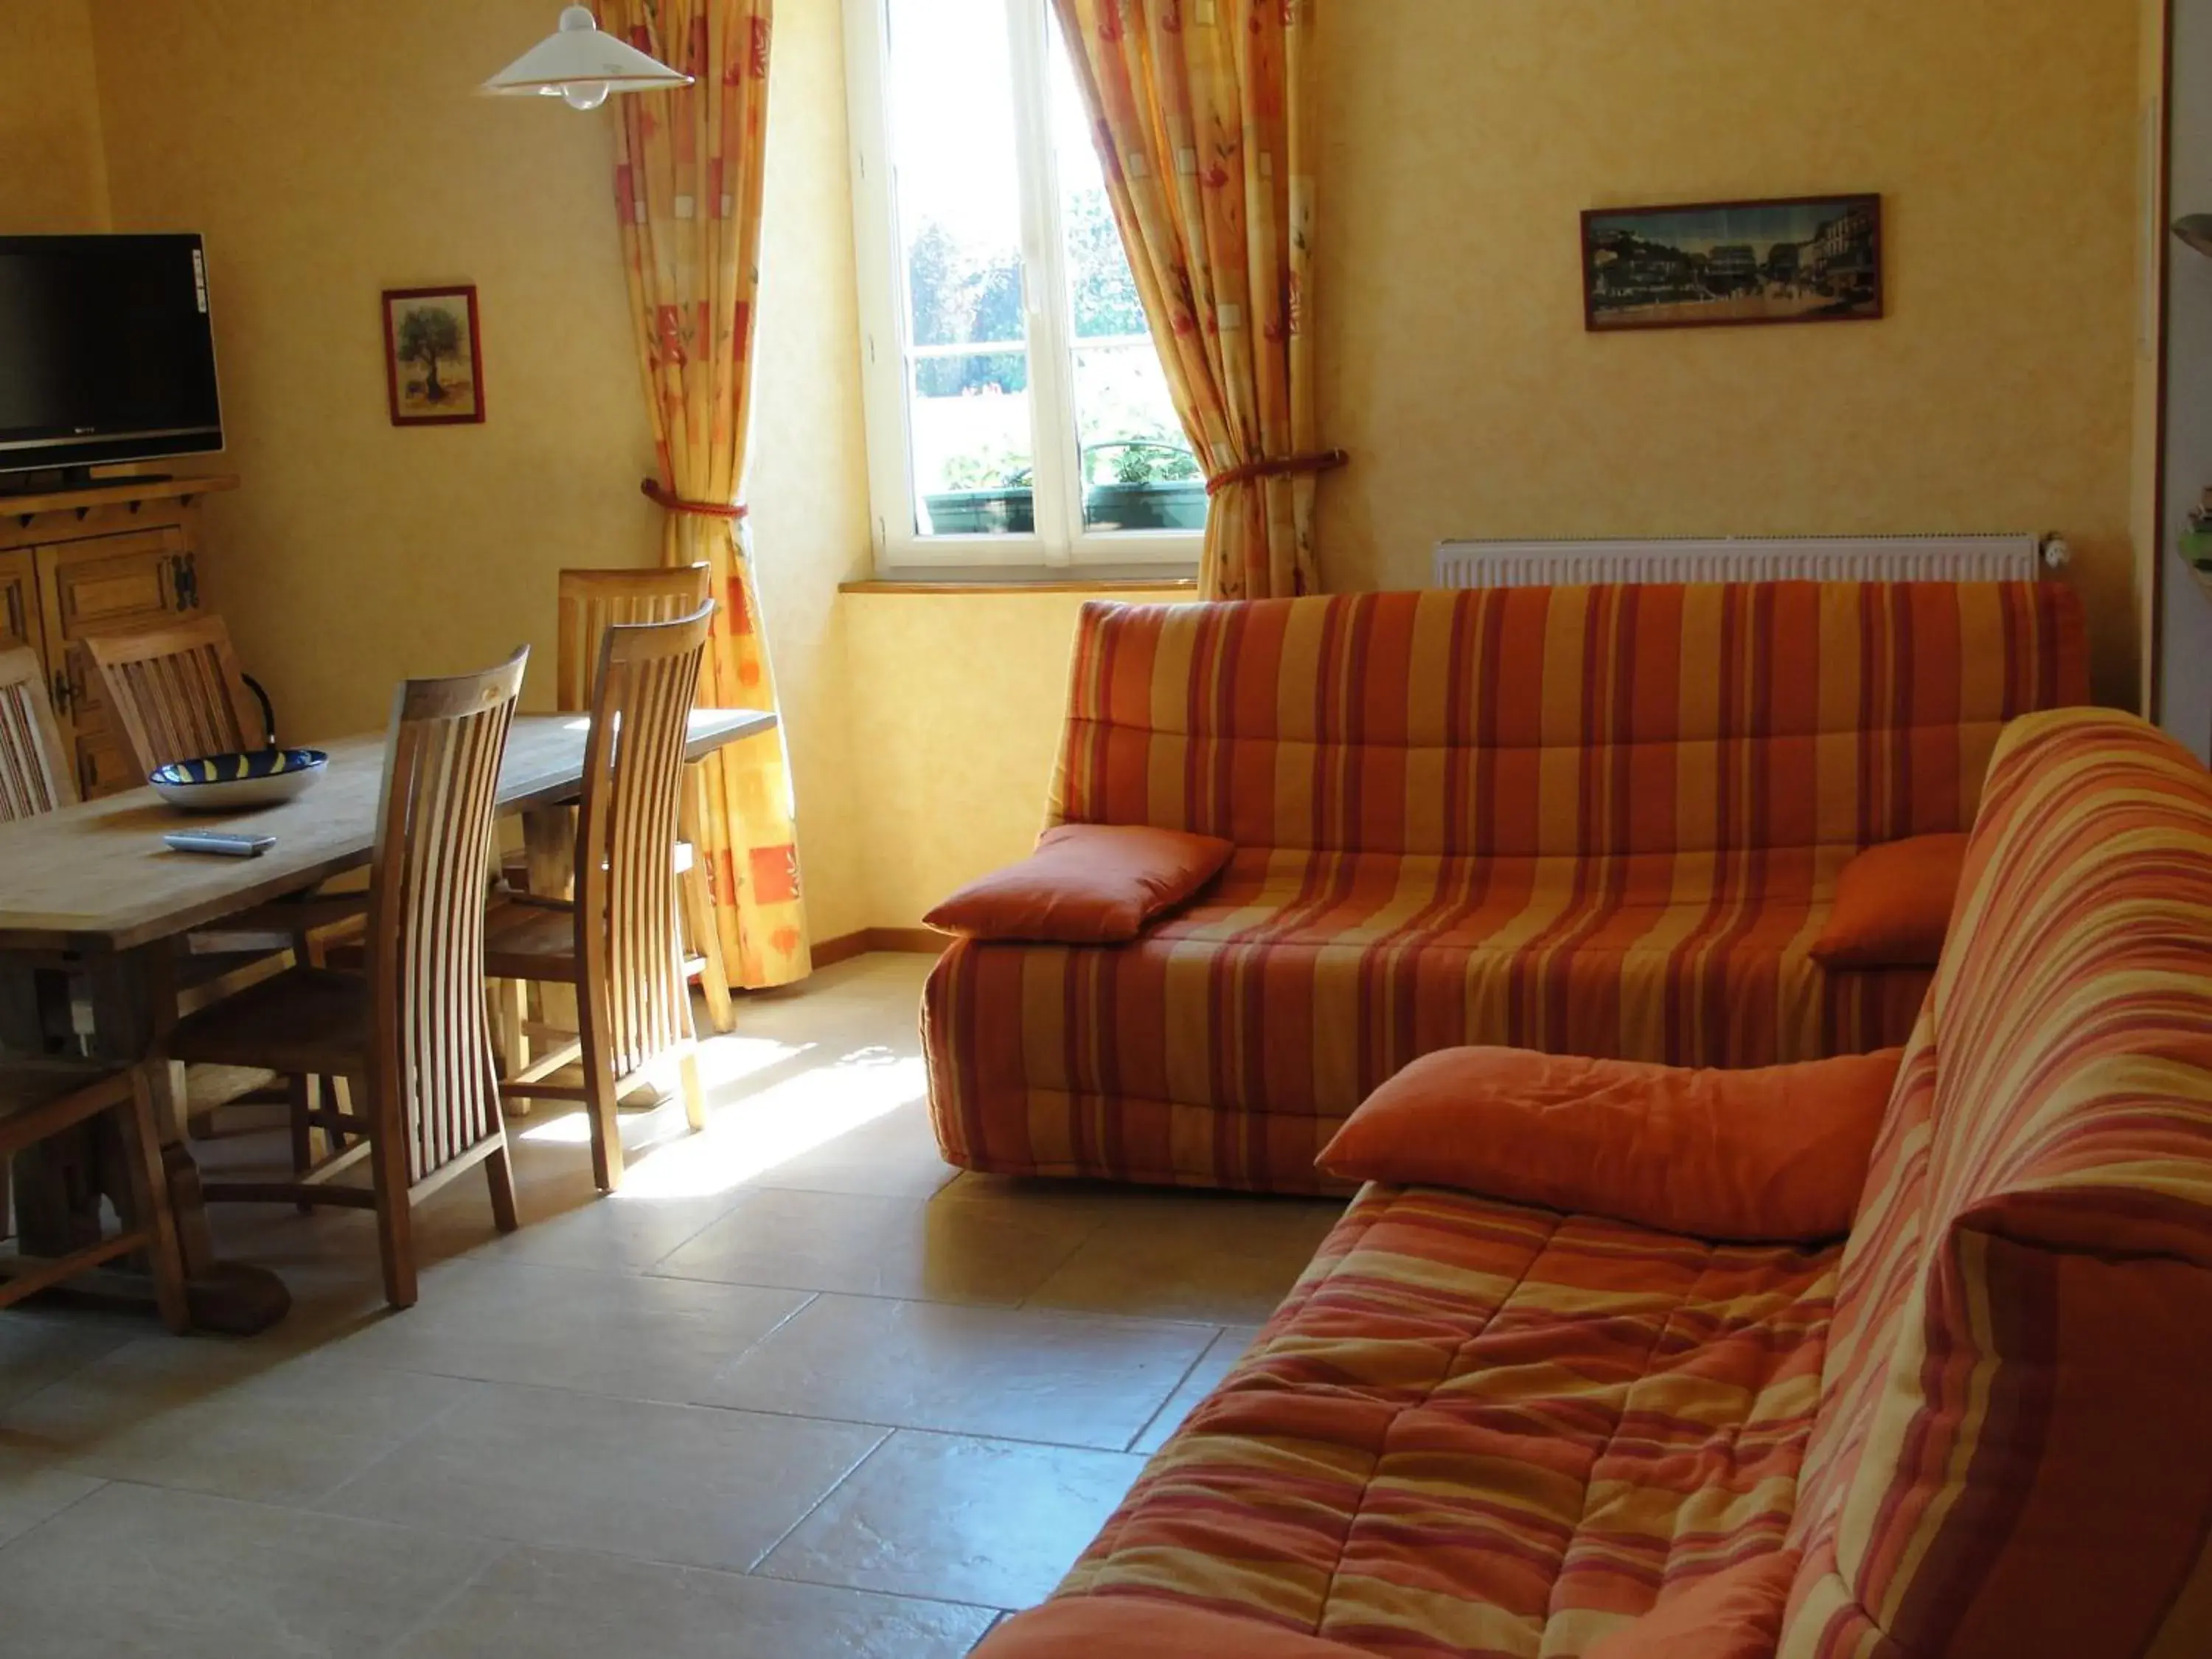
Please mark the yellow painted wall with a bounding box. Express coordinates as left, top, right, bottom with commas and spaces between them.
2139, 0, 2171, 714
1315, 0, 2145, 706
842, 589, 1189, 925
0, 0, 109, 231
85, 0, 874, 939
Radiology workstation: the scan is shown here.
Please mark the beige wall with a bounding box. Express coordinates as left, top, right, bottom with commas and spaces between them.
85, 0, 874, 939
842, 589, 1189, 926
0, 0, 109, 231
2139, 0, 2172, 714
1315, 0, 2146, 706
20, 0, 2160, 936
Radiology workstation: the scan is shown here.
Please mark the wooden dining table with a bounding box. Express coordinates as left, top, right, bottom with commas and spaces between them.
0, 707, 777, 1334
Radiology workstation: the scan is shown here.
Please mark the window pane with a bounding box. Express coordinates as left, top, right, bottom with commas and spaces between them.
886, 0, 1034, 536
887, 0, 1029, 351
911, 352, 1034, 537
1051, 24, 1205, 534
1074, 345, 1203, 532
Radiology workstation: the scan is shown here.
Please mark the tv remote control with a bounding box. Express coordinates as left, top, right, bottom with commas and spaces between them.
163, 830, 276, 858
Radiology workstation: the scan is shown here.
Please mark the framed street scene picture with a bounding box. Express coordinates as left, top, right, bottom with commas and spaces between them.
1582, 195, 1883, 333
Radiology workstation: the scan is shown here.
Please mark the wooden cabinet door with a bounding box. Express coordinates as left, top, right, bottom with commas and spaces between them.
0, 548, 40, 657
33, 526, 192, 796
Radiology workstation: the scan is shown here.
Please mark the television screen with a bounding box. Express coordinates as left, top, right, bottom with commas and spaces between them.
0, 234, 223, 476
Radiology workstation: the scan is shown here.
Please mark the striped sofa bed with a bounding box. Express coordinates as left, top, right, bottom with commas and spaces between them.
925, 581, 2088, 1193
978, 708, 2212, 1659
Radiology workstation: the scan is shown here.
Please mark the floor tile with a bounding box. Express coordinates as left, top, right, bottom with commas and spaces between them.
0, 1481, 499, 1659
389, 1543, 994, 1659
762, 1430, 1147, 1611
1024, 1220, 1323, 1326
1130, 1324, 1265, 1455
326, 1259, 810, 1404
0, 1451, 102, 1546
703, 1293, 1216, 1450
0, 1338, 480, 1506
319, 1380, 886, 1573
0, 1312, 135, 1411
653, 1186, 1098, 1304
738, 1099, 961, 1200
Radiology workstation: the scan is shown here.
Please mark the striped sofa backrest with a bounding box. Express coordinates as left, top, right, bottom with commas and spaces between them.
1784, 711, 2212, 1659
1048, 582, 2087, 858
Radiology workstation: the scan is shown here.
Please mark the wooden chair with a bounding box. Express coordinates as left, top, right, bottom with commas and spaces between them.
163, 650, 530, 1309
0, 1060, 189, 1332
0, 644, 73, 821
82, 619, 360, 1128
489, 605, 713, 1192
517, 566, 734, 1037
83, 615, 275, 776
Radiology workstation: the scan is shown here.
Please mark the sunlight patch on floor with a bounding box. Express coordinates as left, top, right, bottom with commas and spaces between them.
566, 1045, 928, 1200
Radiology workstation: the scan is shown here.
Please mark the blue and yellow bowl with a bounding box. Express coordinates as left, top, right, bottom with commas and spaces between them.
150, 748, 328, 812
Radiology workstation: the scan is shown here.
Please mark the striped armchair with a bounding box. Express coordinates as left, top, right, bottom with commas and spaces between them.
924, 581, 2088, 1194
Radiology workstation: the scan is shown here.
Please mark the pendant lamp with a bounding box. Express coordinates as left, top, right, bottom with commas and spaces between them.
481, 4, 692, 110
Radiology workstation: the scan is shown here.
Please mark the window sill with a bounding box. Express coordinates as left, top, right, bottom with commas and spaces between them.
841, 571, 1199, 596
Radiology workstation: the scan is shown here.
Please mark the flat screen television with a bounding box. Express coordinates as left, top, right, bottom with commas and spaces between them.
0, 234, 223, 483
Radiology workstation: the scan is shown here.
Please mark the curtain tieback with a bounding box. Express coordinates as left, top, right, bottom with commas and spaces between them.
641, 477, 749, 521
1204, 448, 1350, 498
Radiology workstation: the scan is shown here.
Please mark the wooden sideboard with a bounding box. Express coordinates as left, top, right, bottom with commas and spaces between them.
0, 475, 240, 799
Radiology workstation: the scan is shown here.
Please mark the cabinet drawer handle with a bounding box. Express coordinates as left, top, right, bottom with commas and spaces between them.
3, 585, 19, 641
50, 669, 72, 717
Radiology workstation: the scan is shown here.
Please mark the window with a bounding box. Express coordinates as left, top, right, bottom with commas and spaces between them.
844, 0, 1203, 573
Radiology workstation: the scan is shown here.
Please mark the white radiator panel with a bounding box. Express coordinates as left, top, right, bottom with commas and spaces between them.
1433, 534, 2065, 591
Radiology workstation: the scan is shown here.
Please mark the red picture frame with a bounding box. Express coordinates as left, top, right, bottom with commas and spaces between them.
381, 285, 485, 425
1580, 195, 1884, 334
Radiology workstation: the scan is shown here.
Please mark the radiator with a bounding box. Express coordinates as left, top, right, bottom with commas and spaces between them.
1433, 534, 2070, 590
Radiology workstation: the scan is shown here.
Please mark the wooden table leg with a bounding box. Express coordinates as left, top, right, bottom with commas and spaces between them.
11, 945, 294, 1335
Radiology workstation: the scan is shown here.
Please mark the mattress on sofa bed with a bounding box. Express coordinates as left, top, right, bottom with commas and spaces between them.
925, 846, 1930, 1190
1050, 1182, 1843, 1659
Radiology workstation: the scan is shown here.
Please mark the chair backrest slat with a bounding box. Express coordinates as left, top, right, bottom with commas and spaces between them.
0, 646, 72, 821
84, 616, 269, 776
554, 566, 712, 713
577, 604, 714, 1078
365, 648, 528, 1187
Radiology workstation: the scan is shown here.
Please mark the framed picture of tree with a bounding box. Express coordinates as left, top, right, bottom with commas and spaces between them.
381, 285, 484, 425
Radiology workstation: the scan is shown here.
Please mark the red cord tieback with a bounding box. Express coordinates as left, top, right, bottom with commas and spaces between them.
641, 477, 748, 520
1205, 448, 1350, 498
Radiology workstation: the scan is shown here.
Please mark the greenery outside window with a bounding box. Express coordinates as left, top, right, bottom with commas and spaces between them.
843, 0, 1203, 573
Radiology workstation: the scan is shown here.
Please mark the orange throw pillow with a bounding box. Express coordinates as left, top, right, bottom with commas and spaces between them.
925, 824, 1233, 945
1812, 832, 1970, 970
1585, 1551, 1801, 1659
1318, 1047, 1901, 1242
975, 1599, 1363, 1658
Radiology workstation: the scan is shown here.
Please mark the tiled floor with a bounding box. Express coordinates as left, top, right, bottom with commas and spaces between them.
0, 954, 1346, 1658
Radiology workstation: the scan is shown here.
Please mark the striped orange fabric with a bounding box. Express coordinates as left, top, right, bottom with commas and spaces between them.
1054, 1184, 1843, 1657
928, 582, 2087, 1192
1782, 709, 2212, 1659
1015, 706, 2212, 1659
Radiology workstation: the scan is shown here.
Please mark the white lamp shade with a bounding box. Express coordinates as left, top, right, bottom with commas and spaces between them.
481, 4, 693, 102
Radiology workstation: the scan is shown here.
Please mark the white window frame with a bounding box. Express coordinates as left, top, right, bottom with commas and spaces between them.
842, 0, 1202, 577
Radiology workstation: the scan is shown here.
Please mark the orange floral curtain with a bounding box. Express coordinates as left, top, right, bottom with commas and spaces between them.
1052, 0, 1335, 600
599, 0, 809, 989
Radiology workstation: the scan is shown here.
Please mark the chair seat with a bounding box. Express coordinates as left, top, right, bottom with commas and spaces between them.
0, 1058, 135, 1122
483, 897, 577, 981
167, 967, 369, 1077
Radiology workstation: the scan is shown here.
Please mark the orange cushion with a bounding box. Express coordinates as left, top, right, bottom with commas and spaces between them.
1586, 1551, 1800, 1658
974, 1600, 1363, 1658
1811, 832, 1969, 969
925, 824, 1234, 944
1318, 1046, 1902, 1242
